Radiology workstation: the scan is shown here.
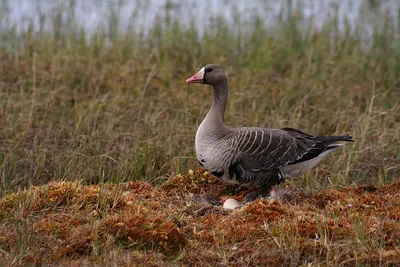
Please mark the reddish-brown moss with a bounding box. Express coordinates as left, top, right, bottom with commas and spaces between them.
242, 200, 286, 222
161, 168, 222, 196
104, 212, 187, 252
1, 173, 399, 266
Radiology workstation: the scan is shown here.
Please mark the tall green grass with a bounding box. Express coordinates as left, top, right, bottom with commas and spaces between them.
0, 0, 399, 195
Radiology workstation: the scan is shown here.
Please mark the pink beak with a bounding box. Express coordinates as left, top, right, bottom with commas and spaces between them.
186, 68, 205, 84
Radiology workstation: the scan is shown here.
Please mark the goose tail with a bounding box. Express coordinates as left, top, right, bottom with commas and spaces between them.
316, 135, 354, 146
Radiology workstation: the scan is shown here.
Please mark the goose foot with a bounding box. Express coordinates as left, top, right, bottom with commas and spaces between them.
219, 188, 254, 203
242, 187, 277, 204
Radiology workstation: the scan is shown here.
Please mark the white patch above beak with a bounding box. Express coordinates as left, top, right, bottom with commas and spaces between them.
197, 67, 205, 79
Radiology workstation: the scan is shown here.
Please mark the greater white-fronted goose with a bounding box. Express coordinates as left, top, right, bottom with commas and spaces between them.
186, 64, 353, 203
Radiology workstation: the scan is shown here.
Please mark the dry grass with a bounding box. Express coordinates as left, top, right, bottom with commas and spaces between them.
0, 0, 400, 265
0, 168, 399, 266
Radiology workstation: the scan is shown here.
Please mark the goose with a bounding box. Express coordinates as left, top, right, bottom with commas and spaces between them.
186, 64, 353, 203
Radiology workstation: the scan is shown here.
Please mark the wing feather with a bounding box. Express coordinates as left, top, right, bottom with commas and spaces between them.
232, 127, 317, 171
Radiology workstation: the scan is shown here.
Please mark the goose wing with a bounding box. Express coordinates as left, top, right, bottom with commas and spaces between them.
232, 127, 317, 171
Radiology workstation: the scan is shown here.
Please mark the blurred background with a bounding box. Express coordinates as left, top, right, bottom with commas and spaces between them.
0, 0, 399, 195
5, 0, 400, 37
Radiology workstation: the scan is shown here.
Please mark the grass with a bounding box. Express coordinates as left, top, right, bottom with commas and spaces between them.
0, 0, 399, 265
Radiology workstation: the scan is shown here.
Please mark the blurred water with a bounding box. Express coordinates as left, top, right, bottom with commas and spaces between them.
4, 0, 400, 36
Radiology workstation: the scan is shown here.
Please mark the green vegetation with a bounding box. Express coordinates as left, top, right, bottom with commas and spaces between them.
0, 0, 399, 265
0, 1, 398, 195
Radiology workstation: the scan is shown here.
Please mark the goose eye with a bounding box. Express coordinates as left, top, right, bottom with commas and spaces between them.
206, 67, 213, 73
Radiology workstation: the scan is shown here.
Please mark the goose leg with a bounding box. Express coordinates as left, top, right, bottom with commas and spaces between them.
242, 187, 277, 204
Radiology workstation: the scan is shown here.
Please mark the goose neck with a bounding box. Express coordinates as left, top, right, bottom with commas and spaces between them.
208, 81, 228, 124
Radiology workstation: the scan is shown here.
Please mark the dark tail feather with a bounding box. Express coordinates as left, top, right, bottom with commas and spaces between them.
316, 135, 354, 145
286, 134, 353, 165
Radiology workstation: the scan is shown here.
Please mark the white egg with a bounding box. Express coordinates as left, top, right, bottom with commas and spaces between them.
223, 198, 240, 210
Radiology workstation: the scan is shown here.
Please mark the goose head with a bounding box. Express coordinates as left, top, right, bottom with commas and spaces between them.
186, 64, 227, 86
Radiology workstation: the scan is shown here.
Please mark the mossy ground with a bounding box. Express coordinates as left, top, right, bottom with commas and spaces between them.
1, 169, 399, 266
